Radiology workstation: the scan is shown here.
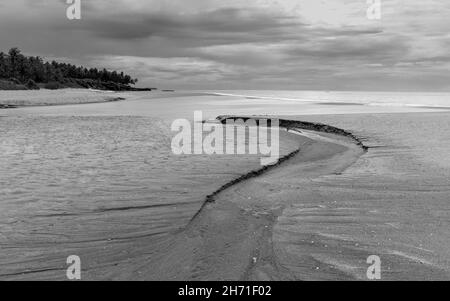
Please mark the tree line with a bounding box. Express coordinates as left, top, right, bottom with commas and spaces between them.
0, 48, 138, 85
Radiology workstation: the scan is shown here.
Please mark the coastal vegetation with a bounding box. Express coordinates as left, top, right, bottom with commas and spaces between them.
0, 48, 152, 91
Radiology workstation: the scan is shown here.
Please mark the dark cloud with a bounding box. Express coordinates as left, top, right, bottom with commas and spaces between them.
68, 7, 303, 44
0, 0, 449, 90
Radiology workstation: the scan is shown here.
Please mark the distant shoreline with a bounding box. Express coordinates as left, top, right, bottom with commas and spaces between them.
0, 88, 133, 109
0, 96, 126, 109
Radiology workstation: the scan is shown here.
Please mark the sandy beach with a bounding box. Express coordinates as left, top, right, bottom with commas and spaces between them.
180, 113, 450, 281
124, 119, 369, 281
0, 89, 132, 108
0, 113, 362, 280
1, 91, 450, 281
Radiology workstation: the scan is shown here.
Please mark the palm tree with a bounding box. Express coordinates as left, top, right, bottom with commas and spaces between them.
8, 47, 22, 79
0, 52, 7, 78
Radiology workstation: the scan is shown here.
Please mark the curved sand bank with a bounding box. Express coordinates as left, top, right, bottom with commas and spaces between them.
107, 117, 370, 280
140, 115, 450, 281
176, 115, 450, 281
4, 113, 448, 281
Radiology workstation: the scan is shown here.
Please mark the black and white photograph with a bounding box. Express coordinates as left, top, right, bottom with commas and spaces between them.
1, 0, 450, 286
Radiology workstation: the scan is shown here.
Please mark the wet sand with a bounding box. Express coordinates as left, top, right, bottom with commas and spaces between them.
129, 120, 370, 280
1, 91, 449, 281
0, 115, 300, 280
140, 114, 450, 281
0, 117, 361, 280
2, 113, 450, 280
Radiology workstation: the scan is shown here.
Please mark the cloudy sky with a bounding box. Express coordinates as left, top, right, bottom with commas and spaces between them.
1, 0, 449, 90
